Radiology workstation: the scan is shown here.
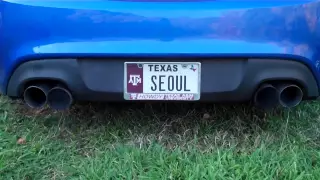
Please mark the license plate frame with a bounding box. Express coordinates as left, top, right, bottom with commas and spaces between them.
124, 62, 201, 101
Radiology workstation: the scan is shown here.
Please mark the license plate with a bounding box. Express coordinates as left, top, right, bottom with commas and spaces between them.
124, 62, 201, 101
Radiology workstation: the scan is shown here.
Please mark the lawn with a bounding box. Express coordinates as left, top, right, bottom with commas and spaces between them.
1, 97, 320, 180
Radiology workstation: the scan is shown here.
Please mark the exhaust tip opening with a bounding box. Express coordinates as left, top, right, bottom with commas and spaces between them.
254, 85, 279, 109
23, 86, 47, 108
279, 85, 303, 108
47, 87, 73, 110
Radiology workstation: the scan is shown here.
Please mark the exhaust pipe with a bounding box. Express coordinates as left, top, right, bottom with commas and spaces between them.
254, 84, 279, 109
47, 86, 73, 110
277, 84, 303, 108
24, 84, 50, 108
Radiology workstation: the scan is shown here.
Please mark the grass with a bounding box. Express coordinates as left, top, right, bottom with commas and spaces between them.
1, 97, 320, 179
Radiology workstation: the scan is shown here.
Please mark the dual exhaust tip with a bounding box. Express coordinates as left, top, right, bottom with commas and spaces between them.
23, 84, 73, 110
254, 83, 303, 109
23, 82, 303, 110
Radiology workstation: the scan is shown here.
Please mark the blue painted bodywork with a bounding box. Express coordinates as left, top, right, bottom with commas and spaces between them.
0, 0, 320, 94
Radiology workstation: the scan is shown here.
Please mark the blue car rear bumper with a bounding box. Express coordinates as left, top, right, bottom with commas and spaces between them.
1, 0, 320, 104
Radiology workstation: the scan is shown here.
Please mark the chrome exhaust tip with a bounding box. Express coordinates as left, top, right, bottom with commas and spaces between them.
47, 86, 73, 110
23, 84, 50, 108
278, 84, 303, 108
254, 84, 279, 109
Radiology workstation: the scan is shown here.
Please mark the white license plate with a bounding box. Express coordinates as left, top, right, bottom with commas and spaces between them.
124, 62, 201, 100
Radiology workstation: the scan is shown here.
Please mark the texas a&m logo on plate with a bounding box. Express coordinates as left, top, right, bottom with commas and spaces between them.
126, 63, 143, 93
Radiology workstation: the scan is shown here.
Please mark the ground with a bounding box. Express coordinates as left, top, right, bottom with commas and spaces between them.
0, 97, 320, 180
